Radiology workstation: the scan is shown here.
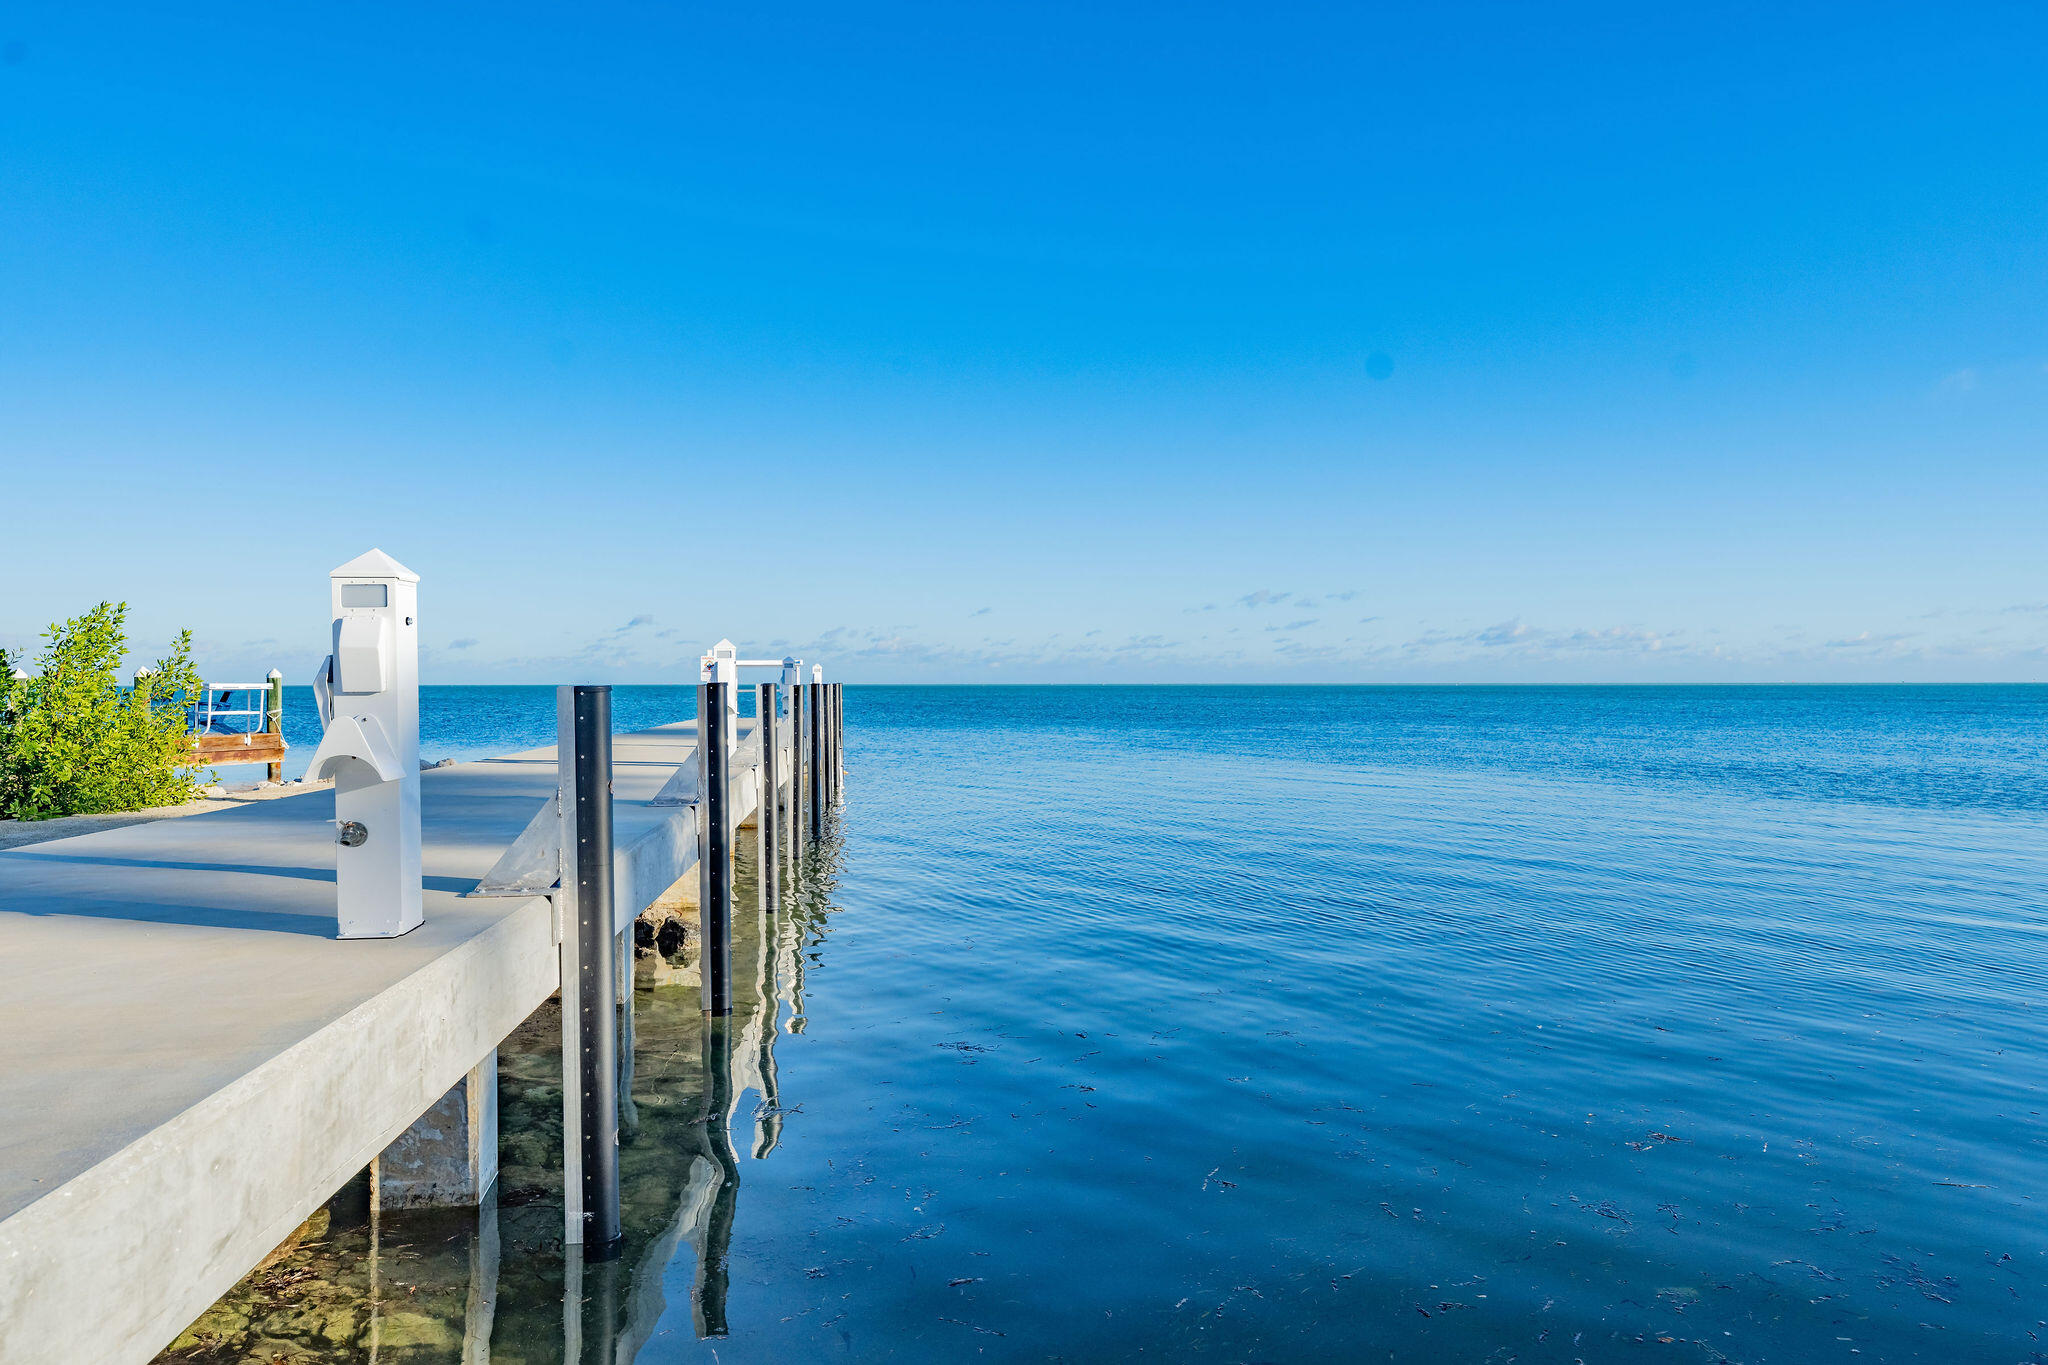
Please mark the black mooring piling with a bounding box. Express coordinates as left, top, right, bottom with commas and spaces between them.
823, 682, 833, 801
790, 680, 808, 845
756, 681, 779, 912
700, 680, 733, 1017
570, 684, 622, 1256
808, 680, 826, 834
785, 678, 802, 866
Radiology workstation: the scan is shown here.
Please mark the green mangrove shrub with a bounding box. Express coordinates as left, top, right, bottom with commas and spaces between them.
0, 602, 205, 820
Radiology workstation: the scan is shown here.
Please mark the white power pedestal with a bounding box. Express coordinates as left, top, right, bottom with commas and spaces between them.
307, 549, 423, 939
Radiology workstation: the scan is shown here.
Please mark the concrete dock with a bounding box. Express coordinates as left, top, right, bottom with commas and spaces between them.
0, 719, 765, 1365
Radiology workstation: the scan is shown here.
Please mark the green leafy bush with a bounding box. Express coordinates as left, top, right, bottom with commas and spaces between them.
0, 602, 206, 820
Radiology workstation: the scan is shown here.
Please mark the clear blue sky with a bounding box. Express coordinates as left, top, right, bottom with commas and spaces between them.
3, 2, 2044, 683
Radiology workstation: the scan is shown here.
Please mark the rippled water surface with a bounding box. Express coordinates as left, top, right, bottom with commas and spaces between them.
168, 685, 2048, 1363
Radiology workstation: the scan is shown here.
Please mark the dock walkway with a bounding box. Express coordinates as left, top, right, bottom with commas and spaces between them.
0, 720, 753, 1364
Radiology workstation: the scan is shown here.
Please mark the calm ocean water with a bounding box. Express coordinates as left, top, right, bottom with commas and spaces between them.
169, 685, 2048, 1363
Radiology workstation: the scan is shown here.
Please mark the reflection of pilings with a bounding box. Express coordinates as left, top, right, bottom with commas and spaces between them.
783, 797, 847, 1008
773, 898, 808, 1037
618, 943, 639, 1141
461, 1199, 499, 1365
751, 865, 785, 1158
775, 842, 834, 1035
561, 1255, 579, 1363
688, 1014, 740, 1338
589, 1255, 622, 1362
568, 782, 837, 1359
561, 1247, 623, 1365
367, 1188, 382, 1364
598, 844, 790, 1359
615, 1176, 690, 1360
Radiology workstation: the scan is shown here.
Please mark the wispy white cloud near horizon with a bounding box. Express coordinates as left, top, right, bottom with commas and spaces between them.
170, 605, 2048, 686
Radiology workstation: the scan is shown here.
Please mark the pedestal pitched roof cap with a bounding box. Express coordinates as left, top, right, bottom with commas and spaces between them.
329, 548, 420, 582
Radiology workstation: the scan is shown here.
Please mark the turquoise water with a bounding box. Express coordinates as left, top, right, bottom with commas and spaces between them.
172, 685, 2048, 1362
209, 683, 703, 780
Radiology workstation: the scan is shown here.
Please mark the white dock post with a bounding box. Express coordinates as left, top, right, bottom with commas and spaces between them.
462, 1198, 501, 1364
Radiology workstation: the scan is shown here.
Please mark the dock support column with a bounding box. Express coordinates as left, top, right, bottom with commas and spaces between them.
372, 1050, 499, 1209
756, 682, 779, 912
700, 680, 733, 1017
565, 684, 621, 1255
808, 678, 826, 835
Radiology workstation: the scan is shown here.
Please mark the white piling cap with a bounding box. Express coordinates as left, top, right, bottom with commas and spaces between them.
700, 638, 739, 684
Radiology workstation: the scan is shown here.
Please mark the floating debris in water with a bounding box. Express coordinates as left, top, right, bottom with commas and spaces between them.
939, 1317, 1005, 1336
1625, 1131, 1685, 1151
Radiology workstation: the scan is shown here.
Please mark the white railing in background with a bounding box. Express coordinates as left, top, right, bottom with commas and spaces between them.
191, 683, 272, 735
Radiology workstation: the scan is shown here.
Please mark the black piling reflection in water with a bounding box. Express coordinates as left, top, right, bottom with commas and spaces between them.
686, 1013, 740, 1338
674, 807, 848, 1339
750, 788, 787, 1161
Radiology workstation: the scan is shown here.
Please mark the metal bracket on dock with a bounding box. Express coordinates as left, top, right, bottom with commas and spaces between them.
466, 793, 563, 897
647, 760, 700, 808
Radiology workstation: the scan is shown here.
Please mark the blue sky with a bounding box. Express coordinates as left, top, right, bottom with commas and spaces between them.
3, 2, 2044, 683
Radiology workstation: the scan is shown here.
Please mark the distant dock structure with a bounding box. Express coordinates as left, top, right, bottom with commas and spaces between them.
184, 670, 288, 782
0, 552, 847, 1363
